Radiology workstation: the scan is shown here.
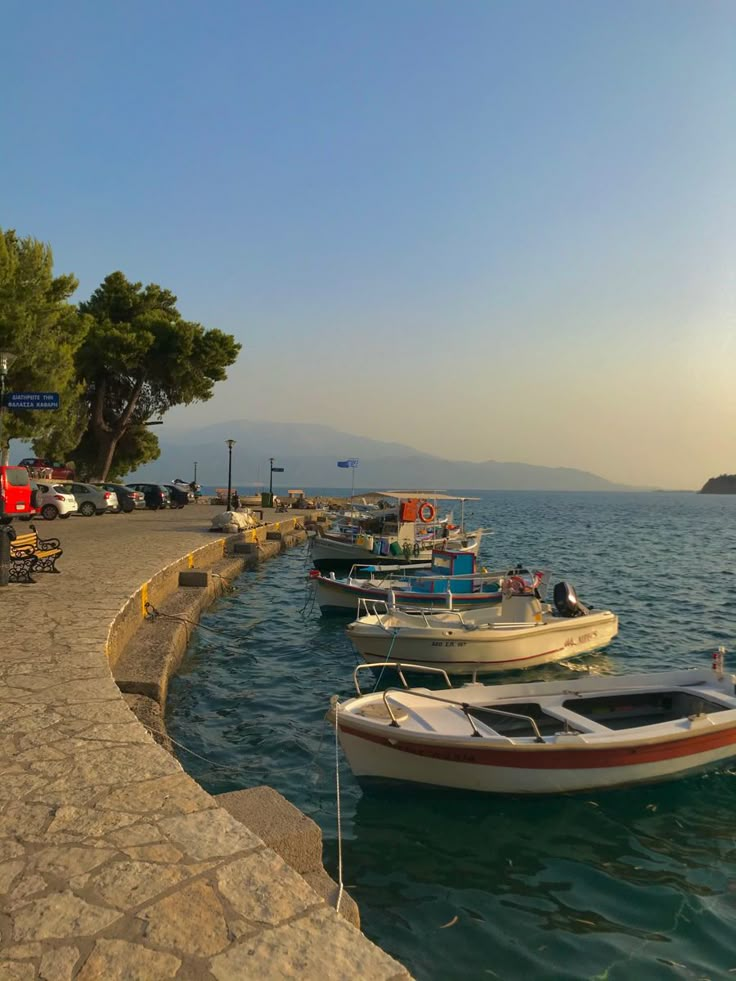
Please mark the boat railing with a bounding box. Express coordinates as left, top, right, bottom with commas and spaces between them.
356, 596, 470, 628
378, 687, 545, 742
353, 662, 452, 695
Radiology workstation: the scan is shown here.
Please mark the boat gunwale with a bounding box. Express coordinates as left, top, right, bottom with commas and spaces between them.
336, 675, 736, 756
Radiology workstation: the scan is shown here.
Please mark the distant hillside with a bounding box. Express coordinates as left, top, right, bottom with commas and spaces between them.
700, 474, 736, 494
125, 420, 639, 492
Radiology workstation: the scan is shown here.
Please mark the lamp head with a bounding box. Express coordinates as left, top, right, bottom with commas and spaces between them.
225, 439, 236, 449
0, 350, 16, 375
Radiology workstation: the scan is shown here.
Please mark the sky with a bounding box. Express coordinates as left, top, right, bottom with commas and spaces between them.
3, 0, 734, 489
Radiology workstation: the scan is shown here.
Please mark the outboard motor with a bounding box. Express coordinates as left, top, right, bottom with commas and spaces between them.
553, 582, 587, 618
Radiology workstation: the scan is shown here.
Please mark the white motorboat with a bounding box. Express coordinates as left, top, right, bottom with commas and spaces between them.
346, 580, 618, 675
311, 491, 484, 573
330, 651, 736, 794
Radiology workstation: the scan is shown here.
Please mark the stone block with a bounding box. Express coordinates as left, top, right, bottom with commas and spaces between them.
178, 570, 209, 587
215, 786, 323, 873
266, 530, 283, 541
231, 542, 258, 555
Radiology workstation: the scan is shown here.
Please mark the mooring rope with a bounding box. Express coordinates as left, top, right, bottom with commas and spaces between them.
372, 629, 400, 691
333, 699, 344, 915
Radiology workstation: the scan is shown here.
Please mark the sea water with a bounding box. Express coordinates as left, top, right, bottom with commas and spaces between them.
167, 491, 736, 980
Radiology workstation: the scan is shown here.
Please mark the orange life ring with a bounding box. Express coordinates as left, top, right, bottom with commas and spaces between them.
418, 501, 436, 523
506, 575, 528, 595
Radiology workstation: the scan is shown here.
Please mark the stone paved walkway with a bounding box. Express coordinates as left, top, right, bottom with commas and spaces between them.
0, 507, 409, 979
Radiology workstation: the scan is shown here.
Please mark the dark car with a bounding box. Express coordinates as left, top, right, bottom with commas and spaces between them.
94, 482, 146, 513
162, 484, 190, 509
126, 482, 170, 510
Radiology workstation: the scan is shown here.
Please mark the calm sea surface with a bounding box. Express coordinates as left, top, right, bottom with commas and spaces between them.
167, 491, 736, 980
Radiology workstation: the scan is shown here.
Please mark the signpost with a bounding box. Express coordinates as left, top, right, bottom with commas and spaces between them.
0, 386, 60, 467
267, 458, 285, 508
5, 392, 60, 410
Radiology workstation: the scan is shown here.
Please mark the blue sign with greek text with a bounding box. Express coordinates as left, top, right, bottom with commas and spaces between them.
5, 392, 60, 410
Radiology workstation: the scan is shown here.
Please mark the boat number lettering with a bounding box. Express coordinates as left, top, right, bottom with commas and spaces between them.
564, 631, 597, 648
431, 641, 467, 648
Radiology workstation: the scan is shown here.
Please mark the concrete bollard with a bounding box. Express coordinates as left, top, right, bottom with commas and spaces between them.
178, 570, 210, 588
232, 542, 259, 555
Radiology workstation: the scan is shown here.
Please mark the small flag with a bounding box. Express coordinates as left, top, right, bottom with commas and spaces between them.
337, 458, 359, 468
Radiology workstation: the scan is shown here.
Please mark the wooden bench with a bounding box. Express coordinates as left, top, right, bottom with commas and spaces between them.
10, 525, 63, 578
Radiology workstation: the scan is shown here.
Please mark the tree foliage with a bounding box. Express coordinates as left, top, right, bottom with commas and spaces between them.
73, 272, 241, 479
0, 229, 88, 463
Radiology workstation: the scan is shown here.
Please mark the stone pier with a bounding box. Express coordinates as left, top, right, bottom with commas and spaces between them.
0, 505, 409, 979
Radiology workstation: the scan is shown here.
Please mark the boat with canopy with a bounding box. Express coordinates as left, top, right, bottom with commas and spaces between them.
310, 491, 484, 573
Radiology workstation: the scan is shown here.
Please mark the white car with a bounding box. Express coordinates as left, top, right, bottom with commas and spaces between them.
33, 481, 79, 521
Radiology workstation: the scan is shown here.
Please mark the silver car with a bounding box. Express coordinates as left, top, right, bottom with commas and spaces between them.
58, 481, 118, 516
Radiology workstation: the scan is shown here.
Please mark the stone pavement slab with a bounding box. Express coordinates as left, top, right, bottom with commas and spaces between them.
0, 507, 409, 979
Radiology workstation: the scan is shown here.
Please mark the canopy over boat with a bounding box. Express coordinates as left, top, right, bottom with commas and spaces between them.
376, 491, 481, 502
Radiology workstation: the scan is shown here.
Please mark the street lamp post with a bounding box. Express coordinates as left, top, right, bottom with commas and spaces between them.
193, 461, 198, 485
0, 351, 17, 467
225, 440, 236, 510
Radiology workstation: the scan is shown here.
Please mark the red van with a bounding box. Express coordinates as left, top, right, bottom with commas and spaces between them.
0, 466, 36, 523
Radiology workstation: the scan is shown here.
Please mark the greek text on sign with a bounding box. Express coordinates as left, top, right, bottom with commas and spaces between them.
5, 392, 60, 410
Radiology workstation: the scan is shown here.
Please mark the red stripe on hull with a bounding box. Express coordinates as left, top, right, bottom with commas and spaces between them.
339, 722, 736, 769
360, 647, 567, 667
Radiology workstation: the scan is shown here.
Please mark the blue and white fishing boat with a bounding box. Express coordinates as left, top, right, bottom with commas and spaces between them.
311, 549, 543, 616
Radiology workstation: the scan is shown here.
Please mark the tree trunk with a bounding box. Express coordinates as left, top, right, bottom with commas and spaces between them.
89, 376, 146, 481
93, 431, 118, 482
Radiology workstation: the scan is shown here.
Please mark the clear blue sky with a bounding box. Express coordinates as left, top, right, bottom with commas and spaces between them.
3, 1, 734, 487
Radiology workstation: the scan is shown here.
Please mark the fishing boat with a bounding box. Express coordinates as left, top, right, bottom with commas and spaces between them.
311, 491, 484, 573
346, 579, 618, 675
312, 549, 542, 616
330, 650, 736, 794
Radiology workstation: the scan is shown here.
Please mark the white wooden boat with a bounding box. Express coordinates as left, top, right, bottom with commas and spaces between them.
346, 580, 618, 675
311, 491, 483, 573
330, 652, 736, 794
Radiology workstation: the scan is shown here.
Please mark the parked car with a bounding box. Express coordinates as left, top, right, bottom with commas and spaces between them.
0, 465, 36, 523
33, 481, 78, 521
93, 483, 145, 513
125, 482, 170, 510
18, 457, 75, 480
57, 481, 116, 516
162, 483, 190, 509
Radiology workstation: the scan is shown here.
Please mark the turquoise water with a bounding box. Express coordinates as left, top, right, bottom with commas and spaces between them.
167, 491, 736, 979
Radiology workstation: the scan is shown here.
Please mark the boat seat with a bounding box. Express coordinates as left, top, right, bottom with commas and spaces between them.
355, 701, 409, 723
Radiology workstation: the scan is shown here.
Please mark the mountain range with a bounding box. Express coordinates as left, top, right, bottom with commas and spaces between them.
126, 420, 639, 492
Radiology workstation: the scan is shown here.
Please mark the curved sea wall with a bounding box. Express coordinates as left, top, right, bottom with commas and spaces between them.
0, 507, 409, 979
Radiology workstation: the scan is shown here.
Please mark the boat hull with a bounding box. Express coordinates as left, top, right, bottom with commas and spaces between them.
314, 576, 502, 616
337, 723, 736, 794
347, 611, 619, 674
